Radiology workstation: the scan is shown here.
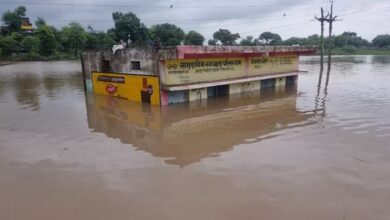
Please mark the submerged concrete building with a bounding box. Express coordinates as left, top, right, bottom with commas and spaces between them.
81, 45, 316, 105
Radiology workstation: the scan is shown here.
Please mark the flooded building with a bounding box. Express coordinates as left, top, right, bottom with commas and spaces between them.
81, 45, 316, 105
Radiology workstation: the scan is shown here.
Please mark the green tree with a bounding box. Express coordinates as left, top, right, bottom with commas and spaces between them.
35, 17, 46, 28
184, 31, 205, 45
211, 29, 240, 45
283, 37, 304, 45
239, 36, 260, 46
21, 36, 40, 53
36, 25, 56, 56
1, 6, 26, 33
334, 32, 369, 48
21, 36, 40, 59
149, 23, 185, 46
96, 32, 116, 48
85, 31, 115, 49
259, 32, 282, 45
0, 33, 19, 56
240, 36, 254, 46
60, 22, 87, 58
112, 12, 149, 46
372, 35, 390, 48
306, 34, 320, 45
208, 39, 218, 45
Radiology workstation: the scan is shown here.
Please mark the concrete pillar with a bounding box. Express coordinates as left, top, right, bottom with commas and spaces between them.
275, 77, 286, 87
189, 88, 208, 102
229, 81, 261, 95
160, 90, 169, 106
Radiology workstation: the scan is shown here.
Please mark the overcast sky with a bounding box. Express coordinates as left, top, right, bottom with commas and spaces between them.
1, 0, 390, 41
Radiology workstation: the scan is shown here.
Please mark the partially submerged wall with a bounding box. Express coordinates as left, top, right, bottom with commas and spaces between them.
159, 55, 299, 86
80, 45, 315, 105
81, 47, 156, 92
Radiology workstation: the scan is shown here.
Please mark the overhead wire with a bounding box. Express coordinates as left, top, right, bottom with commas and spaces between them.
0, 1, 324, 9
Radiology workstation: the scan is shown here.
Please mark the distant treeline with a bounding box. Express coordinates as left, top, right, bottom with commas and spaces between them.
1, 6, 390, 61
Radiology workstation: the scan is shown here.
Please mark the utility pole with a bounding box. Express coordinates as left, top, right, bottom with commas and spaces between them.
315, 8, 329, 87
325, 0, 338, 86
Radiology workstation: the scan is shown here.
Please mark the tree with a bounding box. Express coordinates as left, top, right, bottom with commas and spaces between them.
1, 6, 26, 33
240, 36, 254, 46
149, 23, 185, 46
341, 32, 357, 38
184, 31, 205, 45
283, 37, 304, 46
112, 12, 149, 46
21, 36, 40, 53
36, 25, 56, 56
208, 39, 218, 45
259, 32, 282, 45
21, 36, 40, 59
85, 31, 115, 49
239, 36, 260, 46
306, 34, 320, 45
60, 22, 87, 58
372, 35, 390, 48
334, 32, 369, 48
211, 29, 240, 45
97, 32, 116, 48
0, 33, 18, 56
35, 17, 46, 28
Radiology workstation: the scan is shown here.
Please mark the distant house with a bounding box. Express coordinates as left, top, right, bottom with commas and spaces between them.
20, 17, 34, 35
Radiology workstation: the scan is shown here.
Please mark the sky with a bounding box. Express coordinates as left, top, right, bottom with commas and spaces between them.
1, 0, 390, 41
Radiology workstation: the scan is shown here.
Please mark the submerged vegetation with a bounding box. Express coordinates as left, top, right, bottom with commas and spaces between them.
1, 6, 390, 61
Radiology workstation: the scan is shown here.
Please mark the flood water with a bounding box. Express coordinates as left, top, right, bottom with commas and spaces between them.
0, 56, 390, 220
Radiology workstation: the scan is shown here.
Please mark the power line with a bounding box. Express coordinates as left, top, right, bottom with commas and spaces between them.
339, 4, 390, 17
0, 1, 324, 9
25, 14, 309, 23
240, 20, 314, 35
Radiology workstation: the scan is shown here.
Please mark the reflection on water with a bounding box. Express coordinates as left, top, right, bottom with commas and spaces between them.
0, 78, 4, 101
14, 75, 41, 111
371, 55, 390, 64
0, 61, 84, 110
86, 87, 314, 166
300, 55, 390, 64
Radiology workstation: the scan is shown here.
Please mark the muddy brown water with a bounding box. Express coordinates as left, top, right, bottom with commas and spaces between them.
0, 56, 390, 220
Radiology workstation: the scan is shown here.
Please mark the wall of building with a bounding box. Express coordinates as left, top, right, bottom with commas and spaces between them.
229, 81, 261, 94
161, 75, 296, 105
174, 45, 316, 59
81, 48, 157, 92
189, 88, 208, 102
159, 55, 298, 86
81, 45, 310, 105
275, 77, 286, 87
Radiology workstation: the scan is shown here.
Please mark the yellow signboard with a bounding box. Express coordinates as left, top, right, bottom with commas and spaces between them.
161, 56, 298, 86
92, 72, 161, 105
249, 55, 298, 75
21, 25, 33, 30
163, 58, 245, 85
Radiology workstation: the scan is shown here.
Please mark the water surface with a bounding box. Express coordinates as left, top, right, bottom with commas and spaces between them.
0, 57, 390, 220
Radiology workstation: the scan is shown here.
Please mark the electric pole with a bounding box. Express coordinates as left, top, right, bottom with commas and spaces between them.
325, 0, 338, 86
315, 7, 329, 87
